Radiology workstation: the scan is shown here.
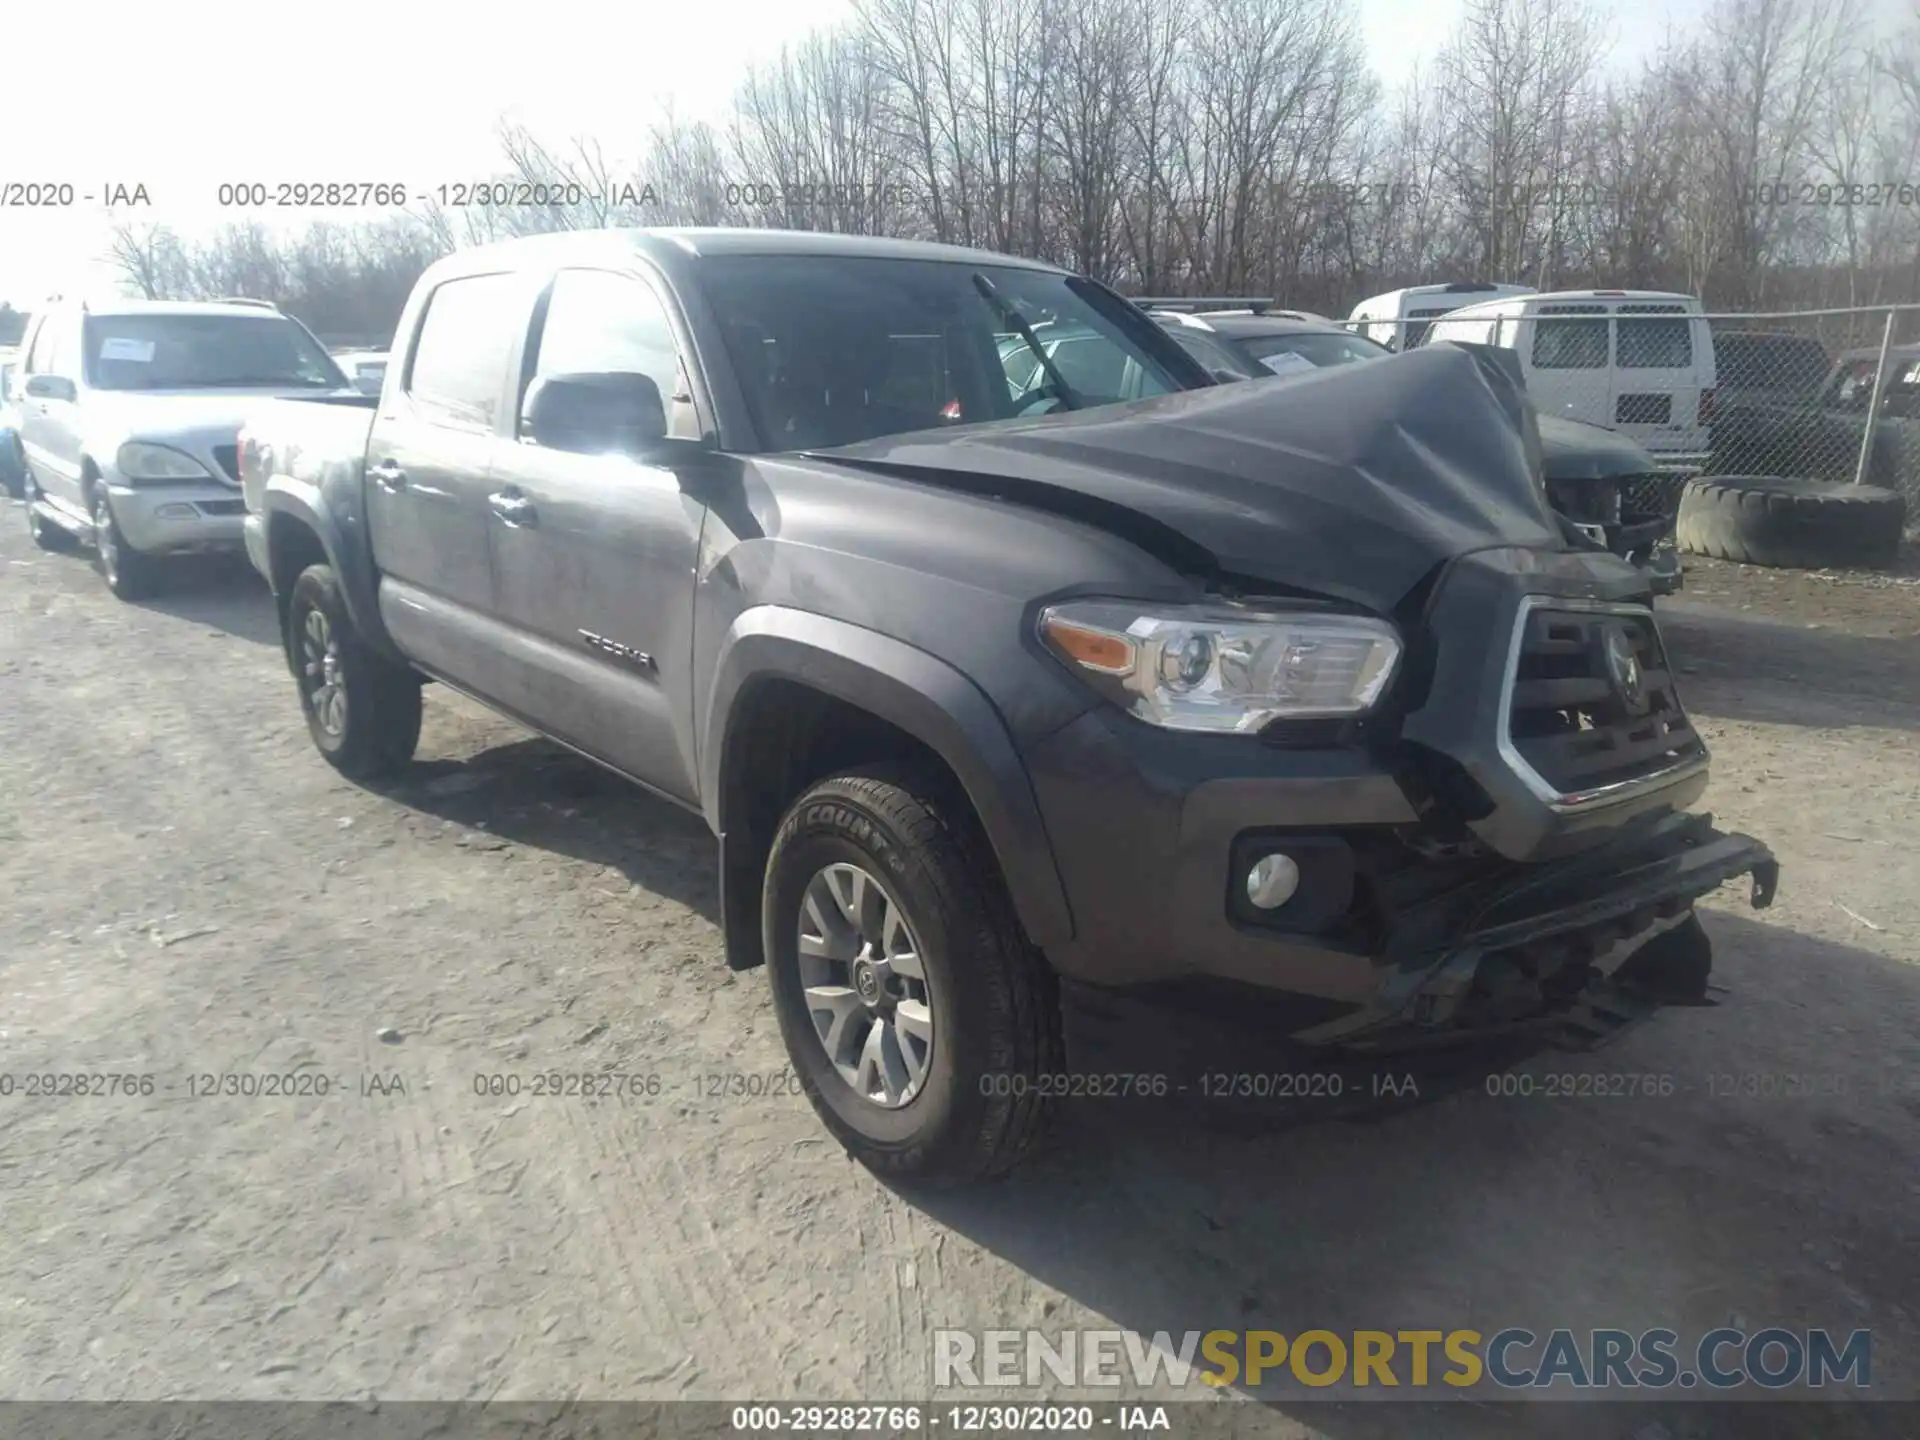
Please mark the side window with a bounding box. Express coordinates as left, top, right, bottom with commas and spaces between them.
528, 268, 694, 439
1001, 344, 1042, 394
1885, 361, 1920, 416
406, 272, 522, 429
1430, 317, 1496, 346
1049, 337, 1130, 398
1531, 305, 1609, 369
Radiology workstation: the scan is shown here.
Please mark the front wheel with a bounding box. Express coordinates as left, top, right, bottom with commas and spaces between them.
287, 563, 422, 779
764, 769, 1062, 1187
93, 488, 159, 600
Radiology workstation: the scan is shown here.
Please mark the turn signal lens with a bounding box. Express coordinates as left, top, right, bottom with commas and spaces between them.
1039, 616, 1136, 674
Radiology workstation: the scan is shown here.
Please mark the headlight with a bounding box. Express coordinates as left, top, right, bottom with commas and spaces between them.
116, 442, 212, 482
1039, 599, 1402, 733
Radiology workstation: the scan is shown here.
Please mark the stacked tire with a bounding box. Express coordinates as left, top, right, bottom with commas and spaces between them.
1675, 475, 1906, 570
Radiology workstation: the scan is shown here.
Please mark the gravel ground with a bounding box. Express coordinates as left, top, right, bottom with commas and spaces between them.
2, 500, 1917, 1438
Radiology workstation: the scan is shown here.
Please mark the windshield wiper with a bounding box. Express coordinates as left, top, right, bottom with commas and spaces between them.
972, 272, 1081, 411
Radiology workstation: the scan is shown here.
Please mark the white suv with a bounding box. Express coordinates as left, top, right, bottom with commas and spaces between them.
15, 298, 350, 598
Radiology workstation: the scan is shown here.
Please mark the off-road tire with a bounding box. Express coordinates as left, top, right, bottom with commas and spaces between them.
91, 487, 161, 601
1675, 474, 1905, 570
23, 474, 78, 552
764, 768, 1062, 1187
287, 563, 422, 779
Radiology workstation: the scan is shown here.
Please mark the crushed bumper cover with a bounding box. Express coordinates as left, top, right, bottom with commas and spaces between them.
1293, 810, 1777, 1052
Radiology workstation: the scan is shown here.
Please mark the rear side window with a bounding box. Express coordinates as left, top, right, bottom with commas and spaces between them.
407, 272, 522, 427
1616, 304, 1692, 368
1048, 336, 1130, 396
1715, 334, 1830, 393
1532, 305, 1609, 369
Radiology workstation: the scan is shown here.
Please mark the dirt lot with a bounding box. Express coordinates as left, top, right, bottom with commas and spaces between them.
2, 506, 1917, 1438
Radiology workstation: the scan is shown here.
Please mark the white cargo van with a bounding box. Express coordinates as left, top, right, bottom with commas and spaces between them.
1347, 282, 1538, 350
1425, 290, 1717, 467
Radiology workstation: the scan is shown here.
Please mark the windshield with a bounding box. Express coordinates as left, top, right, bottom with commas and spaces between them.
700, 255, 1194, 450
1241, 331, 1392, 374
82, 314, 347, 391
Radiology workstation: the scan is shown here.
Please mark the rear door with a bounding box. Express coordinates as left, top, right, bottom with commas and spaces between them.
1524, 303, 1611, 425
1613, 302, 1708, 456
483, 264, 710, 804
367, 270, 526, 686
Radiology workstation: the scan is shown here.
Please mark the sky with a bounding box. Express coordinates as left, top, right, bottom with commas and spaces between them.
0, 0, 1852, 310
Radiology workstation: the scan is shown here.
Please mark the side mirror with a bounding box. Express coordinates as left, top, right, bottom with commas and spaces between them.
524, 371, 667, 457
25, 375, 77, 403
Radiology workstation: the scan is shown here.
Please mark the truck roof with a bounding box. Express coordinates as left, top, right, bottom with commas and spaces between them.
442, 226, 1064, 277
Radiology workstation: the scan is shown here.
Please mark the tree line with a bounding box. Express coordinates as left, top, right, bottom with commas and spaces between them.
100, 0, 1920, 345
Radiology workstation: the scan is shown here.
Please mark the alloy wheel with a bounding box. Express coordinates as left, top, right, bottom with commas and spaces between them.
93, 495, 119, 587
300, 606, 348, 738
796, 861, 934, 1108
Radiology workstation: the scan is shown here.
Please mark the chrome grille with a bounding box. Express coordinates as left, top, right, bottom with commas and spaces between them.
1502, 602, 1704, 800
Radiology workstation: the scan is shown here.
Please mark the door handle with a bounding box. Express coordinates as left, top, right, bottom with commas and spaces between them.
370, 459, 408, 492
488, 489, 538, 527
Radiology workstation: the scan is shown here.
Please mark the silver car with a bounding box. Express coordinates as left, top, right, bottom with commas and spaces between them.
16, 298, 349, 598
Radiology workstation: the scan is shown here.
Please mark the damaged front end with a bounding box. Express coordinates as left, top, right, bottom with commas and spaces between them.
833, 340, 1776, 1056
1287, 812, 1777, 1054
1258, 546, 1779, 1053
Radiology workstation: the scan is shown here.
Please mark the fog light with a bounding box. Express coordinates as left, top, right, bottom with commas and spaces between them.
154, 503, 196, 519
1245, 853, 1300, 910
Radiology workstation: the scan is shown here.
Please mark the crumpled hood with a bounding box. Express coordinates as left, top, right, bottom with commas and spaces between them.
819, 343, 1565, 614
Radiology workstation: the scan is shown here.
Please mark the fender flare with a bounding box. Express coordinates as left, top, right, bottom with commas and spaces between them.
702, 605, 1076, 953
259, 478, 401, 663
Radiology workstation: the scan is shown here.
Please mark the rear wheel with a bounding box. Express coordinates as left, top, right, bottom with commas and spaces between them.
287, 562, 422, 779
764, 769, 1062, 1187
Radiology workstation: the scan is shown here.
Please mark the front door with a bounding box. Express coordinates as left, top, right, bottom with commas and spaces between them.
19, 315, 85, 512
484, 265, 709, 805
366, 270, 527, 691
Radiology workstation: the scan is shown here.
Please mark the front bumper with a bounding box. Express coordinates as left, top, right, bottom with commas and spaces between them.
105, 481, 247, 553
1021, 546, 1776, 1048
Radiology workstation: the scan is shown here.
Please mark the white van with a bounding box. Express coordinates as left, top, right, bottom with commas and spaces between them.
1347, 282, 1538, 351
1425, 290, 1717, 467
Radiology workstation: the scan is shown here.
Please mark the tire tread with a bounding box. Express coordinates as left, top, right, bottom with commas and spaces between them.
768, 767, 1062, 1186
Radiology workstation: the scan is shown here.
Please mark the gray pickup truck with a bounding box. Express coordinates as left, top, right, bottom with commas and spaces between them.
239, 228, 1777, 1185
